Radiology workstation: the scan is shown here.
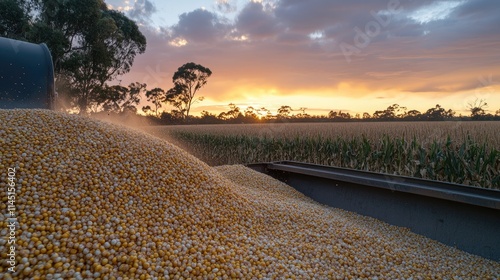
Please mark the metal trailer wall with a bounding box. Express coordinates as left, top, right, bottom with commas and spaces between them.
0, 37, 55, 109
248, 161, 500, 261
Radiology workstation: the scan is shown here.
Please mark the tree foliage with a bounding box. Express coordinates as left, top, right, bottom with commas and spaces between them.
166, 62, 212, 120
143, 88, 165, 117
372, 104, 407, 119
0, 0, 31, 39
98, 82, 145, 114
423, 104, 454, 121
57, 7, 146, 113
468, 98, 488, 120
2, 0, 147, 114
277, 105, 292, 119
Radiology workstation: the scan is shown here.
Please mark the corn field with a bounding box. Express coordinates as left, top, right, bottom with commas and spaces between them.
144, 121, 500, 189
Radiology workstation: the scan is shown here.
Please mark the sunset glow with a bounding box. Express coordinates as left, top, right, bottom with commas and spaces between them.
105, 0, 500, 116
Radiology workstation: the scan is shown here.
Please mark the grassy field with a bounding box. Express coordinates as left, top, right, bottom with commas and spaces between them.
143, 121, 500, 189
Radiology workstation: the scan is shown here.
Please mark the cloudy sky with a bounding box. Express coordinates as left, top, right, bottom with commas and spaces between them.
105, 0, 500, 116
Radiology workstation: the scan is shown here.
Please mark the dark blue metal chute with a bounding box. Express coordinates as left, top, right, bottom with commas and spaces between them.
0, 36, 55, 109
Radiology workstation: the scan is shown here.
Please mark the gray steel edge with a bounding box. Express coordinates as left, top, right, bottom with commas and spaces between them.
251, 161, 500, 210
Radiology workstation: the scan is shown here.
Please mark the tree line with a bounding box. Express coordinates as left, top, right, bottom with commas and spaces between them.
138, 99, 499, 125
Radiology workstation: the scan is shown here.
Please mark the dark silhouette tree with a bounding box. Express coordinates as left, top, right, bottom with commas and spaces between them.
217, 111, 229, 121
295, 107, 310, 118
423, 104, 454, 121
405, 110, 421, 118
0, 0, 31, 39
277, 106, 292, 119
218, 103, 243, 121
468, 98, 488, 120
424, 104, 444, 120
445, 109, 455, 119
339, 111, 351, 120
98, 85, 128, 113
63, 8, 146, 114
328, 111, 338, 119
227, 103, 241, 119
372, 110, 384, 119
142, 105, 153, 115
145, 88, 165, 117
122, 83, 146, 113
244, 106, 259, 120
159, 111, 182, 123
373, 104, 406, 120
166, 62, 212, 120
200, 111, 219, 123
256, 107, 271, 119
98, 82, 145, 114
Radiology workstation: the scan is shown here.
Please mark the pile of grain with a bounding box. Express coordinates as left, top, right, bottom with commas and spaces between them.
0, 109, 498, 279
